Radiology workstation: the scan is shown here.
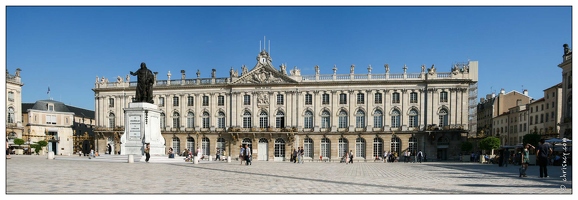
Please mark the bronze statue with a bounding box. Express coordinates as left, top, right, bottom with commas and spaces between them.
130, 62, 154, 103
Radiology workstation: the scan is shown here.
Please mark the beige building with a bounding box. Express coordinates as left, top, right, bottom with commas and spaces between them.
558, 44, 572, 139
6, 68, 24, 146
477, 89, 532, 137
93, 50, 478, 161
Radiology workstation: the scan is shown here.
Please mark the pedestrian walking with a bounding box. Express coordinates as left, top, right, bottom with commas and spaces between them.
297, 147, 304, 164
6, 138, 11, 159
349, 150, 354, 164
239, 145, 245, 165
245, 144, 252, 165
503, 150, 510, 167
344, 151, 349, 164
417, 150, 423, 163
519, 144, 534, 177
215, 148, 221, 161
144, 144, 150, 163
292, 148, 298, 163
536, 139, 553, 178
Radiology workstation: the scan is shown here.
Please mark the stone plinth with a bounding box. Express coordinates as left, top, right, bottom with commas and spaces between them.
120, 102, 166, 156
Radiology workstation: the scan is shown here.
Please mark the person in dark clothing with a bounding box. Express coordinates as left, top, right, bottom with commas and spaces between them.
144, 143, 150, 163
536, 139, 553, 178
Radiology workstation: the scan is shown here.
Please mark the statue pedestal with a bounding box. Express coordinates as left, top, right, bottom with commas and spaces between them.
120, 102, 166, 156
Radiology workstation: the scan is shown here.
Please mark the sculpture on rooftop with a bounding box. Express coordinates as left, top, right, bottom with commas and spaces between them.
130, 62, 154, 103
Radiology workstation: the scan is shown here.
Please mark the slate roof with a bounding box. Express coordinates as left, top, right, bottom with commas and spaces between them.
22, 100, 95, 119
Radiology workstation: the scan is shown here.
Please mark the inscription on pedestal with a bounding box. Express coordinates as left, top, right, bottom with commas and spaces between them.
129, 116, 141, 140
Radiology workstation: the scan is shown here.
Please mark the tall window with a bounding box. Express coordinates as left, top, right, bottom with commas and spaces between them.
274, 138, 285, 157
391, 109, 400, 128
374, 110, 383, 128
305, 94, 313, 105
202, 137, 210, 156
439, 109, 448, 127
373, 137, 383, 158
357, 93, 365, 104
202, 112, 210, 129
320, 138, 331, 158
409, 137, 418, 154
217, 112, 225, 129
304, 111, 313, 129
259, 111, 268, 128
277, 94, 284, 105
159, 97, 165, 107
391, 136, 401, 155
440, 91, 448, 103
243, 111, 252, 128
304, 138, 313, 157
172, 112, 180, 128
173, 96, 179, 106
187, 112, 194, 128
339, 93, 347, 104
409, 109, 418, 127
410, 92, 418, 103
322, 94, 330, 105
355, 110, 365, 128
109, 98, 114, 107
276, 111, 285, 128
8, 92, 14, 102
187, 137, 194, 152
160, 113, 166, 129
356, 137, 366, 158
374, 93, 382, 104
187, 96, 194, 106
244, 95, 251, 105
202, 96, 209, 106
338, 138, 349, 158
108, 113, 115, 128
321, 110, 331, 128
7, 107, 15, 123
338, 110, 348, 128
218, 95, 225, 106
392, 92, 400, 103
173, 137, 181, 155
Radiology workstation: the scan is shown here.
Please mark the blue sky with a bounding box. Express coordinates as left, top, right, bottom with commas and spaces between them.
5, 6, 572, 110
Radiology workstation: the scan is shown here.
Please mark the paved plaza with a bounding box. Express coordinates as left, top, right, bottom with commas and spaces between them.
5, 154, 572, 194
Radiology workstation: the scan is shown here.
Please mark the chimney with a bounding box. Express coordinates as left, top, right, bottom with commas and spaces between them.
500, 88, 505, 95
523, 89, 528, 96
492, 92, 496, 98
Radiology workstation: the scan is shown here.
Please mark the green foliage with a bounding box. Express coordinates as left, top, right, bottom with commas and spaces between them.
523, 133, 541, 148
479, 136, 501, 151
37, 140, 48, 147
30, 140, 49, 155
13, 138, 25, 146
461, 141, 473, 152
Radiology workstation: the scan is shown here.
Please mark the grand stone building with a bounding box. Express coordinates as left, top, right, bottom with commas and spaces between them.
558, 44, 572, 139
6, 68, 24, 147
93, 50, 478, 161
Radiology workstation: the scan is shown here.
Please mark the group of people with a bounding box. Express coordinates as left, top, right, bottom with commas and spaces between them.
381, 150, 424, 163
291, 147, 304, 164
519, 139, 553, 178
341, 150, 354, 164
239, 144, 252, 165
179, 147, 204, 162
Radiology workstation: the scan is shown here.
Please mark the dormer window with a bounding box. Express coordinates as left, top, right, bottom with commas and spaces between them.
48, 104, 54, 111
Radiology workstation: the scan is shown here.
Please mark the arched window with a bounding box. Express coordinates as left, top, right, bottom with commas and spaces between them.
217, 112, 226, 129
304, 137, 313, 158
373, 137, 383, 158
275, 111, 285, 128
391, 136, 401, 155
202, 137, 210, 156
202, 112, 210, 129
374, 110, 383, 128
7, 107, 15, 123
356, 137, 366, 158
187, 112, 194, 128
108, 113, 115, 128
439, 109, 448, 127
186, 137, 195, 153
173, 112, 180, 128
391, 109, 400, 128
355, 110, 365, 128
409, 109, 419, 128
321, 110, 330, 129
338, 110, 348, 128
242, 138, 252, 154
320, 138, 331, 158
160, 113, 166, 129
274, 138, 285, 157
409, 137, 418, 155
172, 137, 180, 155
243, 111, 252, 128
304, 111, 313, 129
338, 138, 349, 158
259, 111, 268, 128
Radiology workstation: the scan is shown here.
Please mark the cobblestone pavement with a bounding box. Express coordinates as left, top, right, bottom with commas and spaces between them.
5, 155, 572, 194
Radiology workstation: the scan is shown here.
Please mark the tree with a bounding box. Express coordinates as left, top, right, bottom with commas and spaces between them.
13, 138, 25, 147
461, 141, 473, 153
30, 140, 48, 155
523, 133, 541, 148
479, 136, 500, 152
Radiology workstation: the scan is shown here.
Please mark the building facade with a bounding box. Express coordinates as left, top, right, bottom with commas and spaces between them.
6, 68, 24, 146
558, 44, 572, 139
477, 89, 532, 137
93, 50, 478, 161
